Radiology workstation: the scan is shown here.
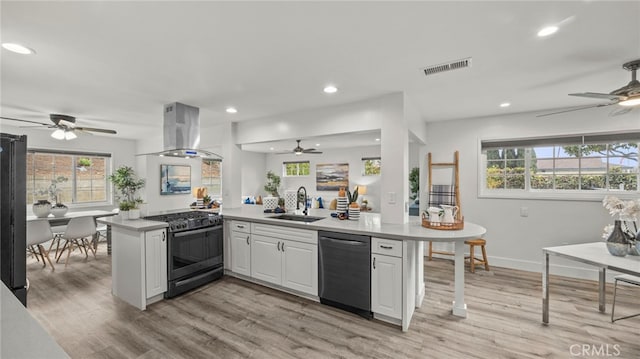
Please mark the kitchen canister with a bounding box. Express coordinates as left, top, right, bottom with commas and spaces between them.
263, 196, 279, 210
336, 196, 349, 214
284, 190, 297, 211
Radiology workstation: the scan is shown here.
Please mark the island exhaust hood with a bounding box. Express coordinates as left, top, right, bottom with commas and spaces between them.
138, 102, 222, 159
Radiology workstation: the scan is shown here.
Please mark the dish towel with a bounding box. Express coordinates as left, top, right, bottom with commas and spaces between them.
428, 184, 456, 207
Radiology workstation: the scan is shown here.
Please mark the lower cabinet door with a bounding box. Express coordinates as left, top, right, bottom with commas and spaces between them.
371, 254, 402, 319
145, 229, 167, 298
281, 239, 318, 296
230, 230, 251, 276
251, 234, 282, 285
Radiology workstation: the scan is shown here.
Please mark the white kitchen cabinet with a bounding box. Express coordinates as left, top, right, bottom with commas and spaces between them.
145, 229, 168, 298
230, 229, 252, 276
251, 234, 282, 284
249, 223, 318, 296
371, 237, 403, 320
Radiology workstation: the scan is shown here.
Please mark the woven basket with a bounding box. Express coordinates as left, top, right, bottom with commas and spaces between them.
421, 213, 464, 230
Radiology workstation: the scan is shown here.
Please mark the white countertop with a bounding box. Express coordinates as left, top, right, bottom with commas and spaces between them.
96, 216, 168, 231
1, 283, 69, 359
221, 205, 486, 242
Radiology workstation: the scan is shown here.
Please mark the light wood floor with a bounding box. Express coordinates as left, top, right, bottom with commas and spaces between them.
25, 243, 640, 359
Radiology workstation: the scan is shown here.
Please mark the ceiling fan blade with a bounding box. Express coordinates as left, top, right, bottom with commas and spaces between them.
569, 92, 624, 101
536, 103, 614, 117
75, 127, 117, 134
302, 148, 317, 152
0, 116, 49, 126
610, 107, 635, 117
305, 151, 323, 154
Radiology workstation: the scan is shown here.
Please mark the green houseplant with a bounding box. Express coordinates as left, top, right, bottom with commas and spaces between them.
264, 170, 281, 197
409, 167, 419, 200
108, 166, 145, 218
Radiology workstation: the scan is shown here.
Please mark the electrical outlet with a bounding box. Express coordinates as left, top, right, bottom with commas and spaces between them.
388, 192, 396, 204
520, 207, 529, 217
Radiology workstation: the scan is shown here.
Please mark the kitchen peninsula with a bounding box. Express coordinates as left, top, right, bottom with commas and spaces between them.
221, 205, 486, 331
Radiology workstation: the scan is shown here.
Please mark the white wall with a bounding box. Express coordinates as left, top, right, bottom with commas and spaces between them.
263, 145, 382, 211
1, 123, 137, 214
241, 151, 266, 198
425, 105, 640, 279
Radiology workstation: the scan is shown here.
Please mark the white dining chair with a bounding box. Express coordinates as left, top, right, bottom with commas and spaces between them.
611, 274, 640, 322
27, 219, 56, 270
94, 208, 119, 251
55, 216, 97, 267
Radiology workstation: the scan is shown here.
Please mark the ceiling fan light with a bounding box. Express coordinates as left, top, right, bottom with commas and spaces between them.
51, 129, 66, 140
64, 130, 77, 140
619, 97, 640, 107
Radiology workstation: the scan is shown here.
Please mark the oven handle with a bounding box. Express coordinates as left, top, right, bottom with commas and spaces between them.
173, 225, 222, 238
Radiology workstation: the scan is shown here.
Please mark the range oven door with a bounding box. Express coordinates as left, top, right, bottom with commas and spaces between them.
168, 225, 223, 281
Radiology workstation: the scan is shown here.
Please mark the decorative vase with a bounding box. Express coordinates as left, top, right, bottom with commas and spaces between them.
349, 205, 360, 220
284, 190, 297, 211
336, 196, 348, 214
32, 200, 51, 218
606, 220, 629, 257
263, 196, 278, 210
120, 210, 129, 220
129, 208, 140, 220
50, 204, 68, 217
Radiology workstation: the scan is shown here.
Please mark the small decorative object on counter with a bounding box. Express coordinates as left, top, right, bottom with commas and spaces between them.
263, 196, 278, 210
347, 187, 360, 220
50, 203, 68, 217
32, 199, 51, 218
284, 190, 297, 211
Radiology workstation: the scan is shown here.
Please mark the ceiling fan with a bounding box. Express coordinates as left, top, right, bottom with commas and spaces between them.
277, 139, 323, 155
538, 59, 640, 117
0, 114, 117, 140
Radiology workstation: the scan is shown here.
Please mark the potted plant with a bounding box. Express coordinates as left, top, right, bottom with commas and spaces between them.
108, 166, 145, 219
203, 194, 212, 206
263, 170, 281, 210
36, 176, 69, 217
77, 157, 92, 169
347, 187, 360, 220
409, 167, 419, 200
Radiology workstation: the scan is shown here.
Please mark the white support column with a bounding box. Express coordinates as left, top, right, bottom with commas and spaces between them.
452, 239, 468, 317
380, 93, 408, 224
221, 122, 243, 209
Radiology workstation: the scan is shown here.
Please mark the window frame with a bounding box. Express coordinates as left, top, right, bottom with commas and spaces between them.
478, 132, 640, 201
282, 161, 310, 177
201, 158, 222, 199
27, 148, 112, 207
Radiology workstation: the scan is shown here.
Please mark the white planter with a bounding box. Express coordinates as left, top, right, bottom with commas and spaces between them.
284, 190, 297, 211
50, 206, 68, 217
349, 206, 360, 220
129, 209, 140, 220
263, 196, 278, 210
120, 210, 129, 220
32, 201, 51, 218
336, 196, 349, 214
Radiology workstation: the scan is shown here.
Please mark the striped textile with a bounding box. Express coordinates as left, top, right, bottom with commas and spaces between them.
428, 184, 456, 207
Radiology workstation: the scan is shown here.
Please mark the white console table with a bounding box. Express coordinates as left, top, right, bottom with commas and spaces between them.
542, 242, 640, 324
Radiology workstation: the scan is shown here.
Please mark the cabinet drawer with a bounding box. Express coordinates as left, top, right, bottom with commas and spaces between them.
371, 237, 402, 257
230, 220, 251, 233
251, 222, 317, 245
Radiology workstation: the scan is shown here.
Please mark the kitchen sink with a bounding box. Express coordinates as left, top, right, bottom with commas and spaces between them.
270, 214, 325, 223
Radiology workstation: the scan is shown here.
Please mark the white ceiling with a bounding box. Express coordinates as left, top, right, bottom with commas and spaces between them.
1, 1, 639, 151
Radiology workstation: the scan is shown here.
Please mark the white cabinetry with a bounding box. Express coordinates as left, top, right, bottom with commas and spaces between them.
371, 237, 402, 320
112, 226, 167, 310
250, 222, 318, 296
230, 221, 252, 276
145, 229, 168, 298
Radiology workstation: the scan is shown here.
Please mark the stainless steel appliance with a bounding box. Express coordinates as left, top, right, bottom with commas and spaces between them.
318, 230, 372, 318
144, 211, 223, 298
0, 133, 27, 306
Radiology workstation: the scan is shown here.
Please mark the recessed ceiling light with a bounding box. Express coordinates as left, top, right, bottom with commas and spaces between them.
315, 143, 320, 147
269, 147, 274, 151
500, 102, 511, 108
375, 138, 380, 142
226, 107, 237, 114
2, 42, 36, 55
323, 85, 338, 94
537, 26, 558, 37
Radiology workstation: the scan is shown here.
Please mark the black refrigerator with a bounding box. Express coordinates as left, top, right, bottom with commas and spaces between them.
0, 133, 27, 306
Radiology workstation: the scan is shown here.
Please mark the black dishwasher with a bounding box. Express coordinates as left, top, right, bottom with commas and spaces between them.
318, 231, 372, 318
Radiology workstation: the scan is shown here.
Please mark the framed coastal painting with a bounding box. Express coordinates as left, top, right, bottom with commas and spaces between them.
160, 164, 191, 195
316, 163, 349, 191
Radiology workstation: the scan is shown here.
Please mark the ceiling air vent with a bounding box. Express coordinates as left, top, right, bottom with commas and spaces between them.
422, 57, 472, 77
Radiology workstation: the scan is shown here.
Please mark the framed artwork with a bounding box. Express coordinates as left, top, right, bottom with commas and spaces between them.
316, 163, 349, 191
160, 164, 191, 195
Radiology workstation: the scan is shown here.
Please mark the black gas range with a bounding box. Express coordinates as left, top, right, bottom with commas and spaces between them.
145, 211, 224, 298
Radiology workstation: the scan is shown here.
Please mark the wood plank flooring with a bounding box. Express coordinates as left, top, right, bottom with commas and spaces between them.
25, 243, 640, 358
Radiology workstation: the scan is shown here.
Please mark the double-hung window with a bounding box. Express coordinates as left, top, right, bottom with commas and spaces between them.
202, 159, 222, 198
283, 161, 310, 176
480, 132, 640, 199
27, 149, 111, 205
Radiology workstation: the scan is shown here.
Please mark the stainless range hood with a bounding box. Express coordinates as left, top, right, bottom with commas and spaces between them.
138, 102, 222, 159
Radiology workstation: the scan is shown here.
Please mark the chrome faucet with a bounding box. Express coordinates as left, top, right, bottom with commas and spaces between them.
296, 186, 308, 216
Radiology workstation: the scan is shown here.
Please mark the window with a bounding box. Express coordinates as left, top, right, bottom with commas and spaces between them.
202, 159, 222, 198
27, 149, 111, 205
363, 157, 381, 176
481, 132, 640, 198
283, 161, 310, 176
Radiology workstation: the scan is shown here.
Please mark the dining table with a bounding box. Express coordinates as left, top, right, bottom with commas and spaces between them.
27, 210, 118, 254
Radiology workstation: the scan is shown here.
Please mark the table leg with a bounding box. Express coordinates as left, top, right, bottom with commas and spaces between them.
542, 251, 549, 324
599, 267, 606, 313
107, 224, 112, 255
452, 240, 467, 317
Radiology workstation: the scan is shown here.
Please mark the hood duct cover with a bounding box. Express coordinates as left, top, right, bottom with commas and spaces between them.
138, 102, 222, 159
